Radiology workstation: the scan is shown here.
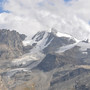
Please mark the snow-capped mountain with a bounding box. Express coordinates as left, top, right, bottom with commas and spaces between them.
23, 28, 79, 54
35, 12, 90, 41
1, 30, 90, 90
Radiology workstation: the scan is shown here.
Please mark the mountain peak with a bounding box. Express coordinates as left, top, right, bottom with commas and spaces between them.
23, 29, 79, 55
50, 28, 57, 35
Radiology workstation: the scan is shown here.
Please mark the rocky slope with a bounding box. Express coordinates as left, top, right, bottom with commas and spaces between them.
36, 41, 90, 90
1, 29, 90, 90
0, 29, 32, 60
37, 45, 84, 72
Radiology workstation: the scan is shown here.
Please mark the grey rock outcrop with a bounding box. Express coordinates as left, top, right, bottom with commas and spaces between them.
0, 29, 27, 60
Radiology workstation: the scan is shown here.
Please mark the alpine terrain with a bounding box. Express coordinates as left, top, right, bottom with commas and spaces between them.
0, 27, 90, 90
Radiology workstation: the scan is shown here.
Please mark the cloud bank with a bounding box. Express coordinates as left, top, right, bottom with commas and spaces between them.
0, 0, 90, 39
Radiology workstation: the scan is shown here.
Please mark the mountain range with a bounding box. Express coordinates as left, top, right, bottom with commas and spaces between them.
0, 29, 90, 90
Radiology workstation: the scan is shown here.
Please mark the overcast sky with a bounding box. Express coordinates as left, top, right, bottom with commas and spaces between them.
0, 0, 90, 38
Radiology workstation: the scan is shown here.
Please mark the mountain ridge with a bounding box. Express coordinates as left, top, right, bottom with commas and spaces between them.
0, 29, 32, 60
0, 29, 90, 90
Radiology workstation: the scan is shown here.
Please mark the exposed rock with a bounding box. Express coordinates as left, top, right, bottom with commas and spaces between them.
23, 45, 33, 53
0, 29, 27, 60
43, 32, 76, 54
31, 29, 76, 54
50, 68, 90, 86
38, 44, 90, 72
1, 29, 90, 90
37, 54, 65, 71
32, 31, 45, 42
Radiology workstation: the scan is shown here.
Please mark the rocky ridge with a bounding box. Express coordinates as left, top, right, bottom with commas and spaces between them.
0, 29, 32, 60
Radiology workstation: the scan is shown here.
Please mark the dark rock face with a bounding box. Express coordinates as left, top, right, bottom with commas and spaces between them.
37, 45, 90, 72
0, 29, 26, 60
37, 54, 65, 71
49, 67, 90, 90
51, 68, 90, 86
20, 34, 27, 41
37, 52, 75, 72
32, 31, 45, 42
43, 33, 76, 54
23, 45, 33, 53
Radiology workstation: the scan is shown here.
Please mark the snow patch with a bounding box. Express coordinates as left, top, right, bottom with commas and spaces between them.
56, 32, 72, 38
78, 42, 90, 51
56, 43, 78, 53
23, 40, 31, 46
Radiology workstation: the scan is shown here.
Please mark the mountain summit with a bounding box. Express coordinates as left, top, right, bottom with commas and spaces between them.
23, 28, 79, 54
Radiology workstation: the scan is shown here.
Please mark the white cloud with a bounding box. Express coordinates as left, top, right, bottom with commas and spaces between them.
0, 0, 90, 39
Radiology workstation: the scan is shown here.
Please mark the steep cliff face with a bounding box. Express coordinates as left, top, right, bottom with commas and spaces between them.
0, 29, 27, 60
